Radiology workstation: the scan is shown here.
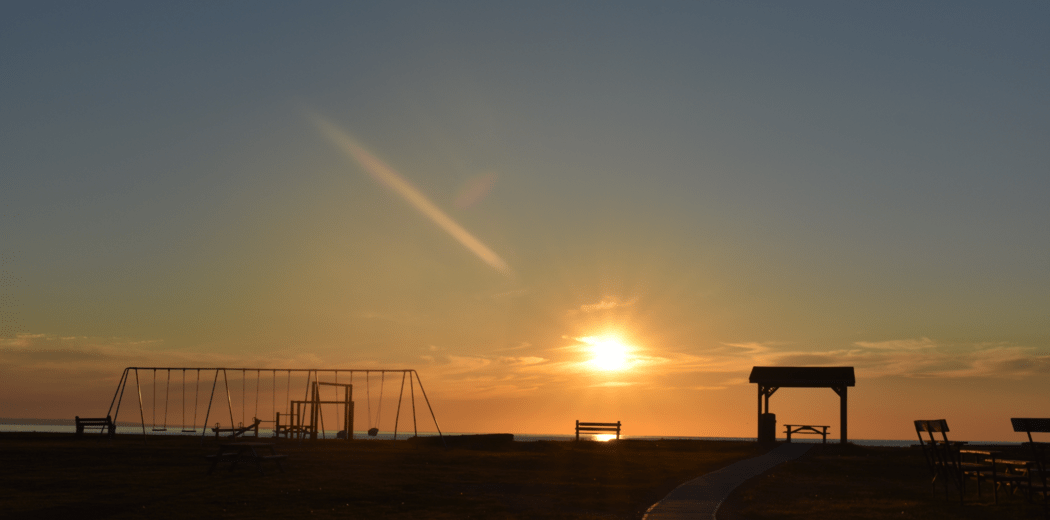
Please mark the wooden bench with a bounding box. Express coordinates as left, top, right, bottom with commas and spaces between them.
784, 424, 829, 444
914, 419, 994, 503
75, 416, 115, 437
1011, 417, 1050, 513
958, 448, 1027, 503
575, 420, 621, 441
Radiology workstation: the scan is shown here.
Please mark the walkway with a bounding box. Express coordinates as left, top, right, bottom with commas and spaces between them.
642, 442, 813, 520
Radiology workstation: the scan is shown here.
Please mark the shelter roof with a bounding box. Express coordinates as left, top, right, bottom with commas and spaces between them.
748, 366, 855, 387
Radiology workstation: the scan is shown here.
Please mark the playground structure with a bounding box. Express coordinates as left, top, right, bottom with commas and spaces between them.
102, 367, 442, 444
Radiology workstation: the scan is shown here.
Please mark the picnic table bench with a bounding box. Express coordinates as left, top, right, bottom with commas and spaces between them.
961, 450, 1031, 503
75, 416, 115, 437
206, 442, 287, 474
1011, 417, 1050, 513
784, 424, 829, 443
575, 420, 621, 441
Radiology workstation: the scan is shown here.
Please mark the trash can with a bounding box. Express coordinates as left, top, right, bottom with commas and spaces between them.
758, 413, 776, 444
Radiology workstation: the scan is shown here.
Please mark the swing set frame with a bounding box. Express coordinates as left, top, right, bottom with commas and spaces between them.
104, 367, 443, 445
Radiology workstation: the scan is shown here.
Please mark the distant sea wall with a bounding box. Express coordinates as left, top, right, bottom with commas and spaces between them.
0, 418, 139, 427
1, 418, 75, 426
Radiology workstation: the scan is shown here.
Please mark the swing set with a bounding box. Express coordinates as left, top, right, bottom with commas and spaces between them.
101, 367, 443, 445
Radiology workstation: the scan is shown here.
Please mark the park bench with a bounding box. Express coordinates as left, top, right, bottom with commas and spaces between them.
914, 419, 994, 504
575, 420, 620, 441
958, 448, 1028, 504
784, 424, 829, 444
211, 418, 262, 439
1011, 418, 1050, 515
75, 416, 115, 437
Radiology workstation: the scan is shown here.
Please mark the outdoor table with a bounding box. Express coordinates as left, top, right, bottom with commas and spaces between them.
995, 458, 1036, 492
784, 424, 829, 443
206, 441, 286, 474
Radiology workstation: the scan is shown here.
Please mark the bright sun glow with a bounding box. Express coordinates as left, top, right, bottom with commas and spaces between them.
593, 434, 617, 442
582, 336, 630, 371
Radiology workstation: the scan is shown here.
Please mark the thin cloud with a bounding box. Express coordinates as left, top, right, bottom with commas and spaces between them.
698, 338, 1050, 380
0, 333, 340, 374
491, 342, 534, 353
454, 171, 499, 209
591, 381, 637, 388
853, 338, 937, 351
566, 298, 637, 316
310, 113, 512, 276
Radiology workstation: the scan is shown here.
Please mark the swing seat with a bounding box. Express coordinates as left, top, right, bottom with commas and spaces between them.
368, 427, 379, 437
151, 428, 168, 432
181, 429, 197, 433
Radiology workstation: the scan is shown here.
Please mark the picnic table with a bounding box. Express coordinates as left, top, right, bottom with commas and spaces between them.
206, 441, 286, 474
961, 450, 1031, 503
784, 424, 829, 443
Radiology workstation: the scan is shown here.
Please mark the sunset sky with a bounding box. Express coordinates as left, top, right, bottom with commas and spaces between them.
2, 2, 1047, 441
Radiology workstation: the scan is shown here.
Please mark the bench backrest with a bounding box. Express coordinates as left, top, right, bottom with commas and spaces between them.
913, 419, 964, 485
575, 420, 621, 440
1011, 418, 1050, 490
74, 416, 114, 437
1012, 418, 1050, 434
914, 419, 948, 434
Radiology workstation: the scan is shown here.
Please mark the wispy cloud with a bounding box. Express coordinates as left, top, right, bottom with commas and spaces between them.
566, 298, 636, 316
0, 333, 342, 374
491, 342, 534, 353
853, 338, 938, 351
310, 113, 512, 276
591, 381, 636, 388
688, 338, 1050, 380
454, 171, 499, 209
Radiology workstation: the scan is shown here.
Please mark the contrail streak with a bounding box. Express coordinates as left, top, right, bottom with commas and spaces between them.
310, 113, 512, 276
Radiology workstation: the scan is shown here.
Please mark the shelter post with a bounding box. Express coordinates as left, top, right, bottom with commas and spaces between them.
756, 385, 762, 437
833, 385, 848, 444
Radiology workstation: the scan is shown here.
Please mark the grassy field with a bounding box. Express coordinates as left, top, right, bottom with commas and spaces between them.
718, 442, 1048, 519
0, 432, 763, 519
6, 433, 1046, 519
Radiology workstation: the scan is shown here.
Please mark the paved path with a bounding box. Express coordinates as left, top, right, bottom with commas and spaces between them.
642, 442, 813, 520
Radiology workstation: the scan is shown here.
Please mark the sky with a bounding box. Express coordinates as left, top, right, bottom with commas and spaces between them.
1, 1, 1048, 442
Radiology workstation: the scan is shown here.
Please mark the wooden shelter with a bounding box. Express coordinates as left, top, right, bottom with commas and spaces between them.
748, 366, 855, 444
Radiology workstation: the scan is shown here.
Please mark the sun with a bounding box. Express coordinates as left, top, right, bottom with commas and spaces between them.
585, 336, 629, 371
